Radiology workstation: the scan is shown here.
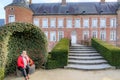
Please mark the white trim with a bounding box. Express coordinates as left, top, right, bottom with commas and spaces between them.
58, 18, 64, 28
110, 18, 116, 28
83, 31, 89, 40
75, 19, 80, 28
110, 30, 116, 41
92, 30, 98, 38
44, 31, 48, 39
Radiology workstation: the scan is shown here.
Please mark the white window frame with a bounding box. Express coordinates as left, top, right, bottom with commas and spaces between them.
110, 18, 116, 28
58, 18, 64, 28
44, 31, 48, 39
83, 31, 89, 40
50, 31, 56, 42
92, 18, 97, 28
58, 31, 64, 41
92, 31, 98, 38
8, 15, 15, 23
66, 19, 72, 28
83, 19, 89, 28
100, 18, 106, 28
50, 18, 56, 28
42, 18, 48, 28
33, 18, 39, 27
110, 30, 116, 41
75, 19, 80, 28
100, 31, 106, 40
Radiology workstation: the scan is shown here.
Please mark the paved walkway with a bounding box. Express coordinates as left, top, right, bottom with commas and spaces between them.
4, 69, 120, 80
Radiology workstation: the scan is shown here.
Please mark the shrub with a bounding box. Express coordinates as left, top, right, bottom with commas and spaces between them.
45, 38, 70, 69
0, 22, 48, 79
91, 38, 120, 68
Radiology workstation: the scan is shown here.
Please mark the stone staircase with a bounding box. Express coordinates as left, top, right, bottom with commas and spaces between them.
65, 44, 112, 70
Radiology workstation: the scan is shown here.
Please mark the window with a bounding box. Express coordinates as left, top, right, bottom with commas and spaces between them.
100, 18, 106, 28
58, 19, 64, 28
92, 31, 98, 38
75, 19, 80, 28
50, 18, 56, 28
9, 15, 15, 23
42, 18, 48, 28
33, 18, 39, 27
110, 18, 116, 28
92, 18, 97, 28
58, 31, 64, 41
100, 31, 106, 40
67, 19, 72, 28
110, 31, 116, 41
83, 31, 89, 40
44, 31, 48, 39
50, 31, 56, 41
83, 19, 89, 28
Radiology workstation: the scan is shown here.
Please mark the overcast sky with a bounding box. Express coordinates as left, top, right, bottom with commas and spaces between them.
0, 0, 117, 19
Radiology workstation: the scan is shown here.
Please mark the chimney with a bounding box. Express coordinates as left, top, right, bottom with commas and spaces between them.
101, 0, 105, 3
62, 0, 66, 5
29, 0, 32, 4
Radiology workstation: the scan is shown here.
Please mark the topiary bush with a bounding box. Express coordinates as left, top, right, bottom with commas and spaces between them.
45, 38, 70, 69
0, 22, 48, 79
91, 38, 120, 68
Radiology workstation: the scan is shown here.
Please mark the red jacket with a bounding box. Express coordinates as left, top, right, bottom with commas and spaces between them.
17, 56, 24, 68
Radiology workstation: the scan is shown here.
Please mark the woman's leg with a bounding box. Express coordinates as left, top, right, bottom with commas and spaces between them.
26, 66, 30, 79
18, 67, 28, 80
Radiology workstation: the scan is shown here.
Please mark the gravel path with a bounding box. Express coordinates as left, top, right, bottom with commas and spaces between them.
4, 69, 120, 80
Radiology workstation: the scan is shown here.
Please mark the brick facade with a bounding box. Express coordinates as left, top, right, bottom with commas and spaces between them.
5, 0, 120, 51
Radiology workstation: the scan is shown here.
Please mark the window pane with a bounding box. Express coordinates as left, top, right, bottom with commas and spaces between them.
58, 19, 64, 28
33, 18, 39, 27
92, 31, 97, 38
110, 31, 116, 41
50, 19, 56, 28
83, 31, 89, 40
100, 18, 106, 28
58, 31, 64, 41
67, 19, 72, 28
50, 31, 56, 41
44, 31, 48, 39
9, 15, 15, 23
100, 31, 106, 40
75, 19, 80, 28
42, 18, 48, 28
92, 19, 97, 28
110, 18, 116, 28
83, 19, 89, 28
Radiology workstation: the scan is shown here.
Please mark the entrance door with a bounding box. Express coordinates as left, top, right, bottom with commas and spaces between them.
71, 31, 77, 44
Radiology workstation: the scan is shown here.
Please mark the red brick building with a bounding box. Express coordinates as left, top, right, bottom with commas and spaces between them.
5, 0, 120, 51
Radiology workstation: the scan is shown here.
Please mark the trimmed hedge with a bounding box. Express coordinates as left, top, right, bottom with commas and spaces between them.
45, 38, 70, 69
0, 22, 48, 79
91, 38, 120, 68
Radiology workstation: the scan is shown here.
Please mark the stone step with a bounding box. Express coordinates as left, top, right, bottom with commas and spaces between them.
69, 53, 100, 56
70, 47, 93, 49
68, 56, 103, 60
68, 59, 108, 65
65, 64, 112, 70
69, 51, 97, 53
70, 49, 96, 51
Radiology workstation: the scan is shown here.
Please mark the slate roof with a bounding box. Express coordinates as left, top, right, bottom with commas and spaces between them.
30, 2, 119, 15
0, 19, 5, 27
6, 0, 120, 15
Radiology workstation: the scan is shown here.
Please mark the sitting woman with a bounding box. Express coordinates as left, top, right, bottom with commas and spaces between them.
17, 51, 34, 80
